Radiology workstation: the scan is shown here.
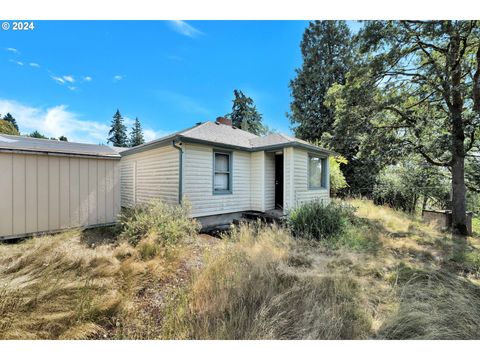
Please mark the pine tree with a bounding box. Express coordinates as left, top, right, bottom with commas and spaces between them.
107, 109, 128, 147
29, 131, 48, 139
58, 136, 68, 142
289, 21, 352, 142
129, 117, 145, 147
226, 90, 266, 135
2, 113, 19, 131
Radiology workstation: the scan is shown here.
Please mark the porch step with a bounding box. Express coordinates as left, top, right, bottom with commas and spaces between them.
241, 210, 286, 224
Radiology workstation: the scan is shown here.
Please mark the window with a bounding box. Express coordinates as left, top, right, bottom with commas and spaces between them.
213, 151, 232, 194
308, 154, 326, 189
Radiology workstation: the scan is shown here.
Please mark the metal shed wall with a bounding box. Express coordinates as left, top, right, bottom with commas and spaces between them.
0, 152, 120, 239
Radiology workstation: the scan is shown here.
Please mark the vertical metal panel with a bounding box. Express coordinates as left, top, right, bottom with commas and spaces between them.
37, 156, 49, 232
1, 152, 120, 239
88, 159, 98, 225
0, 153, 13, 236
25, 155, 38, 233
79, 158, 89, 226
97, 160, 106, 223
59, 157, 70, 229
48, 157, 60, 230
69, 158, 80, 227
12, 155, 26, 235
105, 161, 114, 223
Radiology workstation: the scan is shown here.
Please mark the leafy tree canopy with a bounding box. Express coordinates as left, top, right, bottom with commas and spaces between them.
0, 119, 20, 135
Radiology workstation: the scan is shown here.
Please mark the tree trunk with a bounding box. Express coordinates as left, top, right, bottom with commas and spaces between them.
451, 106, 468, 235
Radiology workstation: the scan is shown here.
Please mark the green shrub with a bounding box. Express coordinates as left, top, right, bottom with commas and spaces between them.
287, 201, 355, 243
120, 200, 200, 246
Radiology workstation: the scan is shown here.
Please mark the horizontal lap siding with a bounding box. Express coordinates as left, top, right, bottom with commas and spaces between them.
250, 151, 264, 211
120, 145, 179, 208
0, 153, 120, 239
264, 152, 275, 211
292, 148, 330, 206
184, 144, 251, 217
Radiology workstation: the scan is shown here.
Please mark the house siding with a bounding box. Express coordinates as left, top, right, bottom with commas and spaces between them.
0, 152, 120, 239
120, 145, 179, 208
183, 143, 252, 217
264, 152, 275, 210
291, 148, 330, 209
250, 151, 264, 211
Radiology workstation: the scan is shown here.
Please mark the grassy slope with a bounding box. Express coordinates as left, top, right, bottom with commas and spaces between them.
1, 199, 479, 339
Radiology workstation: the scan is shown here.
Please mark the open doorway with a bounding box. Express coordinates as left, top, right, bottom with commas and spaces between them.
275, 154, 284, 209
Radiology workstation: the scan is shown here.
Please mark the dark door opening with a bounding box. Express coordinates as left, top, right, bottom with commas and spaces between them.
275, 154, 284, 209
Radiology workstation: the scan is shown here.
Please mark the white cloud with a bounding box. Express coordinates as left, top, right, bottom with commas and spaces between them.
51, 76, 65, 84
6, 47, 18, 53
0, 98, 168, 144
168, 20, 203, 38
68, 86, 77, 91
0, 99, 109, 143
29, 62, 40, 68
9, 59, 24, 66
143, 129, 167, 142
63, 75, 75, 83
113, 75, 123, 81
83, 76, 92, 82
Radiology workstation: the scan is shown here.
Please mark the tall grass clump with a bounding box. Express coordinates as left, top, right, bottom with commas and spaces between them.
162, 223, 371, 339
120, 200, 200, 247
378, 270, 480, 339
287, 201, 355, 244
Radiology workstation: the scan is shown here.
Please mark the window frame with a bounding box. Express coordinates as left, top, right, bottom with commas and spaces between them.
212, 149, 233, 195
307, 153, 327, 190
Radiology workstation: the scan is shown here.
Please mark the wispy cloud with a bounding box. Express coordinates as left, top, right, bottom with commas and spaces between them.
113, 75, 123, 82
6, 47, 18, 54
51, 76, 65, 84
63, 75, 75, 83
168, 20, 203, 38
83, 76, 92, 82
9, 59, 24, 66
68, 86, 77, 91
29, 62, 40, 68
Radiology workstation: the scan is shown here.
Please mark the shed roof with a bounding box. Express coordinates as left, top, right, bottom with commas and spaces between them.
0, 134, 121, 158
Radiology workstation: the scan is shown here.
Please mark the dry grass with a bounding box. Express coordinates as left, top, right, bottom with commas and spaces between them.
162, 223, 371, 339
1, 199, 480, 340
0, 228, 199, 339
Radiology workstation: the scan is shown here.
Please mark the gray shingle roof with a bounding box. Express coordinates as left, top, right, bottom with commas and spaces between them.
0, 134, 121, 158
120, 121, 333, 156
181, 121, 259, 148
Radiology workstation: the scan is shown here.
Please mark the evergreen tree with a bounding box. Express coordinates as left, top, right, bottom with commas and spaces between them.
289, 21, 352, 142
58, 136, 68, 141
129, 117, 145, 147
29, 131, 48, 139
107, 109, 128, 147
2, 113, 19, 131
226, 90, 266, 135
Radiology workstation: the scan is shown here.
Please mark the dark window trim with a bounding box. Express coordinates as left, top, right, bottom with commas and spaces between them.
213, 149, 233, 195
308, 153, 327, 190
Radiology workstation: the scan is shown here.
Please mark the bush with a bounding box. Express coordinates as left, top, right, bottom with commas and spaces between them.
120, 200, 200, 246
287, 201, 355, 243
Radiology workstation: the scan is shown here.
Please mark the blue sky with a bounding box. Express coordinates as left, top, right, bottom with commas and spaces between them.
0, 21, 359, 144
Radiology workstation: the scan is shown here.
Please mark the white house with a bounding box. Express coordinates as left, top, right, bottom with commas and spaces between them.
120, 117, 332, 228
